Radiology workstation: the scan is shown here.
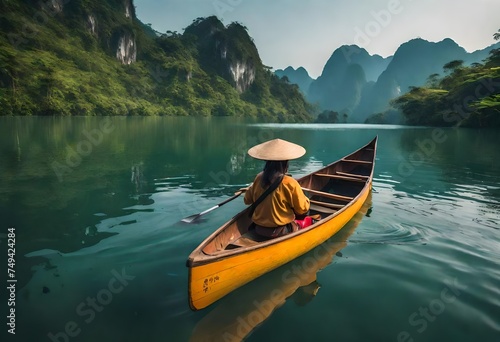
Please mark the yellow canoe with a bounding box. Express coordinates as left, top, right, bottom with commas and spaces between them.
186, 136, 377, 310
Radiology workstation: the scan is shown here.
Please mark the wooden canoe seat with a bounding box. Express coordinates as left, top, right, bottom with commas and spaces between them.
315, 173, 366, 183
309, 203, 338, 214
302, 187, 354, 202
310, 200, 344, 210
336, 171, 370, 180
341, 159, 373, 164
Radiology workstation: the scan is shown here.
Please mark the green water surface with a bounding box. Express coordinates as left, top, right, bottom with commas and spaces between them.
0, 117, 499, 342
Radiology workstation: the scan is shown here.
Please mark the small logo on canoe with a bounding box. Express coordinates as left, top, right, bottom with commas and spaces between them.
203, 275, 220, 293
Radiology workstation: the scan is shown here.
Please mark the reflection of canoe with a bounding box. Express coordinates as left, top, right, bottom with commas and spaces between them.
189, 192, 373, 342
187, 137, 377, 311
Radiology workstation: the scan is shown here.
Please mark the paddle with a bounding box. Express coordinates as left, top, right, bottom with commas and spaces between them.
181, 191, 244, 223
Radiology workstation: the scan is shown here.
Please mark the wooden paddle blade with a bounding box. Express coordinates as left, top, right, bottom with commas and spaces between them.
181, 214, 202, 224
182, 205, 218, 223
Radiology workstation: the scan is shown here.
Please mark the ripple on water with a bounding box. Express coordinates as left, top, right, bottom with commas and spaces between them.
349, 222, 427, 245
448, 183, 500, 206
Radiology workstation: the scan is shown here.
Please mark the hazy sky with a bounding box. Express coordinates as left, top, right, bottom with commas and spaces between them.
134, 0, 500, 78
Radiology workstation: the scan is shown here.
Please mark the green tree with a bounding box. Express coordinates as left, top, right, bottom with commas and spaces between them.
443, 60, 464, 74
426, 73, 441, 88
316, 110, 339, 123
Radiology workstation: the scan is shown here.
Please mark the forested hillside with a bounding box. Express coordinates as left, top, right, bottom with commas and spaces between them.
392, 38, 500, 127
0, 0, 312, 121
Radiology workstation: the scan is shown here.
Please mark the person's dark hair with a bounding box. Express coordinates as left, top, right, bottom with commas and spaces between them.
261, 160, 289, 187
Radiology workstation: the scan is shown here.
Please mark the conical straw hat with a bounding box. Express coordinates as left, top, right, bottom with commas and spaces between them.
247, 139, 306, 161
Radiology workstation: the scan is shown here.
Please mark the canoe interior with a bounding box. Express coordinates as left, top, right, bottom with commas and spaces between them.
197, 138, 376, 256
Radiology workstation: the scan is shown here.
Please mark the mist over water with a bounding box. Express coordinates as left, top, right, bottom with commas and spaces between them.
1, 117, 499, 341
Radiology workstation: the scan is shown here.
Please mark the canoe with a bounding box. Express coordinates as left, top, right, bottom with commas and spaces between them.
186, 136, 377, 310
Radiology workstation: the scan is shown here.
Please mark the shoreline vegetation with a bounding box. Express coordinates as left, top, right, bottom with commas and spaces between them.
0, 1, 498, 127
390, 39, 500, 128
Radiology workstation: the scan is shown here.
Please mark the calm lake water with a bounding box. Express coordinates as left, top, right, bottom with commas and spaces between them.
1, 117, 499, 342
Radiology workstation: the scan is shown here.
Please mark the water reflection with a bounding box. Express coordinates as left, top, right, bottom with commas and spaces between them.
189, 192, 373, 342
131, 162, 145, 193
397, 128, 500, 203
0, 117, 271, 255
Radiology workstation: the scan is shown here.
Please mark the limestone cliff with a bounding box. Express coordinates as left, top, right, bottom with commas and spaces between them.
52, 0, 139, 65
184, 17, 260, 93
115, 31, 136, 65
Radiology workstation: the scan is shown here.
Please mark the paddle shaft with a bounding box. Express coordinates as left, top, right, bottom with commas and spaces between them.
198, 191, 243, 215
182, 191, 243, 223
218, 191, 244, 207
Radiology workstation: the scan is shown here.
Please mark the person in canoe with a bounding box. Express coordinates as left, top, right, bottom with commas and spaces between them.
242, 139, 311, 238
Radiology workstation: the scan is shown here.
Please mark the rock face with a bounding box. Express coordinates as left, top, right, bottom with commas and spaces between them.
40, 0, 138, 65
113, 0, 137, 65
229, 61, 256, 93
48, 0, 64, 13
184, 16, 260, 93
115, 32, 136, 65
124, 0, 133, 18
86, 14, 97, 36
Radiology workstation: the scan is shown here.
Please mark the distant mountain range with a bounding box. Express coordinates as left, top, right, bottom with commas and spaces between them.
275, 66, 313, 96
276, 38, 500, 123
